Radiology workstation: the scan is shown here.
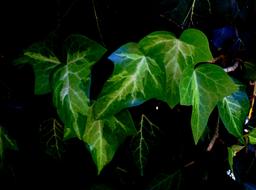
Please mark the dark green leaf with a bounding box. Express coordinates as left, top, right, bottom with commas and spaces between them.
93, 42, 165, 119
131, 114, 159, 176
149, 171, 183, 190
84, 108, 136, 174
218, 89, 249, 139
248, 128, 256, 144
39, 118, 64, 159
180, 64, 237, 143
0, 127, 18, 163
227, 145, 244, 173
139, 29, 212, 107
243, 61, 256, 81
15, 42, 61, 94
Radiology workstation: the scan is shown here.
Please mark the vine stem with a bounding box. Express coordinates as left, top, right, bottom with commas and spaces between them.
207, 117, 220, 152
91, 0, 105, 47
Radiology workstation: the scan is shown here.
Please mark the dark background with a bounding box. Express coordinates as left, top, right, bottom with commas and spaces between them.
0, 0, 255, 189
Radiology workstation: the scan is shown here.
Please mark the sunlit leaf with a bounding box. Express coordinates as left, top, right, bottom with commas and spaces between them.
93, 42, 165, 119
149, 171, 183, 190
218, 89, 249, 139
0, 127, 18, 163
140, 29, 212, 107
15, 42, 61, 94
53, 35, 106, 139
84, 108, 136, 174
248, 128, 256, 144
131, 114, 159, 176
180, 64, 237, 143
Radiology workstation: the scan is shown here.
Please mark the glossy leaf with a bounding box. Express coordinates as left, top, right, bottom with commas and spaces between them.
93, 42, 165, 119
0, 127, 18, 162
139, 29, 212, 107
15, 42, 61, 94
84, 108, 136, 174
218, 89, 249, 139
53, 35, 106, 139
248, 128, 256, 144
180, 64, 237, 143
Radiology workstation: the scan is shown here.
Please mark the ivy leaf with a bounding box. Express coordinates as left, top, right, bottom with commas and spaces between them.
227, 145, 244, 173
53, 35, 106, 139
243, 61, 256, 81
93, 42, 165, 119
39, 118, 64, 159
218, 89, 249, 139
139, 29, 212, 108
84, 108, 136, 174
0, 127, 18, 163
248, 128, 256, 144
15, 42, 61, 94
148, 171, 183, 190
180, 64, 237, 144
131, 114, 159, 176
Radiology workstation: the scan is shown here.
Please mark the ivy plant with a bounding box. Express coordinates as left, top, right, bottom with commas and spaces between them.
15, 28, 250, 176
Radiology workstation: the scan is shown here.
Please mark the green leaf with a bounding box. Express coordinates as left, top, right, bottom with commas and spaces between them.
248, 128, 256, 144
131, 114, 159, 176
218, 89, 249, 139
148, 171, 183, 190
39, 118, 64, 159
93, 42, 165, 119
243, 61, 256, 81
0, 127, 18, 163
180, 64, 237, 143
15, 42, 61, 94
227, 145, 244, 172
84, 108, 136, 174
64, 34, 107, 65
139, 29, 212, 108
53, 35, 106, 140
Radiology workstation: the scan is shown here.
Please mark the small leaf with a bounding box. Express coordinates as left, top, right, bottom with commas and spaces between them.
0, 126, 18, 163
248, 128, 256, 144
243, 61, 256, 81
93, 42, 165, 119
53, 35, 106, 139
180, 64, 237, 143
140, 29, 212, 108
131, 114, 159, 176
148, 171, 183, 190
218, 89, 249, 139
227, 145, 244, 172
84, 108, 136, 174
15, 42, 61, 94
39, 118, 64, 159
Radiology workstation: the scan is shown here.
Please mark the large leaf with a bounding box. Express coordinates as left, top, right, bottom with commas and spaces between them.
139, 29, 212, 107
180, 64, 237, 143
84, 108, 136, 174
93, 42, 165, 119
53, 35, 106, 139
15, 42, 61, 94
0, 127, 18, 163
218, 89, 249, 139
